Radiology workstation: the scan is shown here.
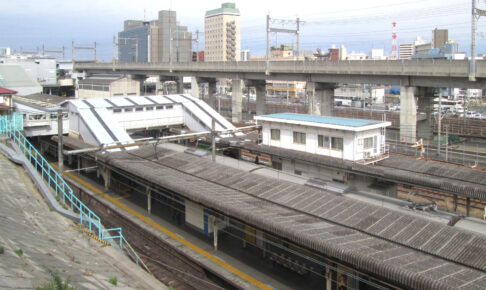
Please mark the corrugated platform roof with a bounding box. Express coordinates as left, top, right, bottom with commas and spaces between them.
96, 146, 486, 289
239, 143, 486, 200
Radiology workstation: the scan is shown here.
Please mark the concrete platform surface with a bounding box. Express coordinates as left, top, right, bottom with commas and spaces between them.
0, 153, 167, 290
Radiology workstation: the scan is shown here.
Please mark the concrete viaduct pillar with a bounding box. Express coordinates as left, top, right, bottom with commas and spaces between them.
208, 81, 217, 110
176, 76, 184, 94
191, 77, 200, 98
246, 80, 266, 116
99, 166, 111, 191
191, 77, 218, 108
306, 82, 336, 116
128, 74, 146, 96
232, 79, 243, 123
158, 76, 184, 94
400, 86, 417, 143
416, 87, 435, 143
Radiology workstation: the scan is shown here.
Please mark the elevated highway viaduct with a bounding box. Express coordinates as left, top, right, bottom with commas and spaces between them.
76, 59, 486, 143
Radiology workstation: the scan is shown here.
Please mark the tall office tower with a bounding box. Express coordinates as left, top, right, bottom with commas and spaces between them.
118, 10, 192, 63
433, 28, 448, 49
156, 10, 193, 63
119, 20, 151, 63
204, 3, 241, 62
399, 43, 414, 59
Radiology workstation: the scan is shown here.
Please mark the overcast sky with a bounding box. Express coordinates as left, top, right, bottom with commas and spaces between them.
0, 0, 483, 61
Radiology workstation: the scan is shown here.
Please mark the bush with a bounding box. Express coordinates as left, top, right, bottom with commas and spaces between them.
0, 246, 4, 254
14, 249, 23, 257
36, 269, 75, 290
108, 277, 117, 286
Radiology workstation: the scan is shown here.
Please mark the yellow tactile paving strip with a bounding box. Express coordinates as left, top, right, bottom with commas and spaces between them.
54, 165, 271, 290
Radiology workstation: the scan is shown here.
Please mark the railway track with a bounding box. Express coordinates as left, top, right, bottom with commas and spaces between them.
65, 174, 229, 290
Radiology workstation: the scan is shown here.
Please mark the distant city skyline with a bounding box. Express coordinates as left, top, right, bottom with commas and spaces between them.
0, 0, 483, 61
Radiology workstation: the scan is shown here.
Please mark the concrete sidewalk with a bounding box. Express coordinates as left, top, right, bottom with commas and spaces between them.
0, 154, 166, 290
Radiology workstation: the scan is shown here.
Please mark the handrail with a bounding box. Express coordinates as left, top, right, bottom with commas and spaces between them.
8, 127, 105, 237
1, 114, 151, 274
121, 236, 152, 274
102, 228, 123, 246
1, 115, 111, 240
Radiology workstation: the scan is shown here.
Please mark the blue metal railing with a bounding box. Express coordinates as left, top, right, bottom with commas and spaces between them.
0, 115, 117, 242
0, 113, 23, 134
0, 115, 151, 274
102, 228, 123, 246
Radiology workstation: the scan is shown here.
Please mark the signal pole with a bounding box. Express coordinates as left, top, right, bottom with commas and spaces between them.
266, 14, 305, 71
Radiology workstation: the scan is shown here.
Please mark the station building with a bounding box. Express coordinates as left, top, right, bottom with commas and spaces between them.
77, 77, 140, 99
255, 113, 391, 163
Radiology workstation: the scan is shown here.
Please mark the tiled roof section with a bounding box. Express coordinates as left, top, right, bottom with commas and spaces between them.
0, 86, 17, 95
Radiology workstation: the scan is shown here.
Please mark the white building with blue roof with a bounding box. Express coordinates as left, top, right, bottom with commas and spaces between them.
255, 113, 391, 162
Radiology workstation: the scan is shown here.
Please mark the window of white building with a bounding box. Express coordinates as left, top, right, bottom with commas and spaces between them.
271, 129, 280, 140
318, 135, 330, 148
364, 137, 373, 149
293, 131, 306, 145
331, 137, 343, 151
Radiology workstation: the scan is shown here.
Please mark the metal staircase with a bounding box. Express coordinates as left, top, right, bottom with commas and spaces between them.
0, 113, 150, 274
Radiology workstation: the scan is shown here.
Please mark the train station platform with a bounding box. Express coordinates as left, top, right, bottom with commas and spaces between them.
86, 140, 486, 289
0, 153, 166, 289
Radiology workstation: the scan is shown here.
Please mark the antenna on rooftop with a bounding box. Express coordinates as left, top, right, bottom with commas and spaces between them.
391, 22, 397, 59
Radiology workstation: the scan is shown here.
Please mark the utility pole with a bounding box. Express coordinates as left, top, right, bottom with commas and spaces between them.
116, 37, 139, 63
266, 14, 305, 70
296, 17, 300, 57
196, 30, 199, 62
72, 41, 97, 62
445, 125, 449, 162
42, 45, 65, 60
57, 109, 64, 176
266, 14, 270, 73
211, 118, 216, 162
470, 0, 486, 81
437, 89, 442, 157
471, 0, 477, 81
113, 35, 116, 63
169, 9, 173, 71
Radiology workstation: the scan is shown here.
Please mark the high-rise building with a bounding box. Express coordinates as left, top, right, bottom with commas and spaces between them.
433, 28, 448, 49
118, 11, 192, 63
241, 50, 251, 61
0, 47, 11, 57
204, 3, 241, 62
399, 43, 414, 59
118, 21, 151, 63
